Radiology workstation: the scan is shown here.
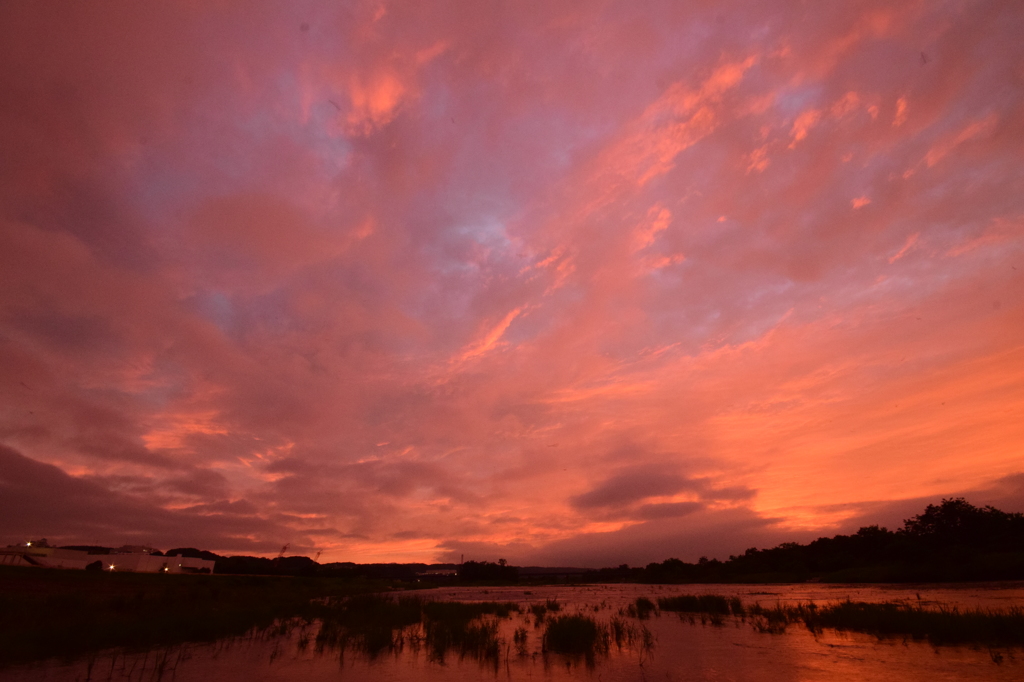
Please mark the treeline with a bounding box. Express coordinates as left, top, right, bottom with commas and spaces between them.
627, 498, 1024, 583
63, 498, 1023, 583
156, 550, 462, 581
152, 552, 517, 584
457, 559, 518, 583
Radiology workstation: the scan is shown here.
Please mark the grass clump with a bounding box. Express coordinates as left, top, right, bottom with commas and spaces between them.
802, 601, 1024, 647
420, 601, 518, 663
316, 597, 519, 663
609, 616, 655, 653
513, 626, 529, 656
315, 594, 423, 657
746, 603, 789, 634
527, 599, 562, 625
627, 596, 657, 620
424, 617, 501, 663
543, 614, 609, 657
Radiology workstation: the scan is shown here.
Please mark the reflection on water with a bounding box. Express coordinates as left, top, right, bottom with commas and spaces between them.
9, 583, 1024, 681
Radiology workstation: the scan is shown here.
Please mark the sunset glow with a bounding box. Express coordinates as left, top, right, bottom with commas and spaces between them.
1, 1, 1022, 566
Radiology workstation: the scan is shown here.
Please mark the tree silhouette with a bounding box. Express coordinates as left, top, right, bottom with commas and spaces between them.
901, 498, 1020, 546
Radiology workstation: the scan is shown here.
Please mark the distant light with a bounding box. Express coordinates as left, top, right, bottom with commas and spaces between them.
26, 542, 31, 547
109, 565, 115, 571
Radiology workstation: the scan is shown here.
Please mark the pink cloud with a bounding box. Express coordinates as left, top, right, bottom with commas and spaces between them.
888, 232, 919, 263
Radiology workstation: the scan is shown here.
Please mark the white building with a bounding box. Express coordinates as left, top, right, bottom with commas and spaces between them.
0, 544, 215, 573
107, 552, 214, 574
0, 546, 92, 569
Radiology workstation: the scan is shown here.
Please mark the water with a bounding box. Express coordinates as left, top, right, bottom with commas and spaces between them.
7, 583, 1024, 681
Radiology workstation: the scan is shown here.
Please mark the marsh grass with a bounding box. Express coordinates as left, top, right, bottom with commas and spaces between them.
626, 596, 657, 619
799, 601, 1024, 646
609, 616, 655, 655
314, 594, 423, 657
424, 617, 501, 663
743, 599, 1024, 643
513, 626, 529, 656
421, 600, 519, 663
15, 565, 1021, 673
654, 590, 1024, 647
530, 600, 559, 625
609, 616, 628, 647
543, 614, 610, 658
746, 603, 788, 633
313, 596, 521, 663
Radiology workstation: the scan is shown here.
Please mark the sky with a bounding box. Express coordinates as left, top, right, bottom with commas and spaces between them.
1, 0, 1023, 567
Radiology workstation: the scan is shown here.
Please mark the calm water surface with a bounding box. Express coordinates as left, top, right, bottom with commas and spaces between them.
9, 583, 1024, 682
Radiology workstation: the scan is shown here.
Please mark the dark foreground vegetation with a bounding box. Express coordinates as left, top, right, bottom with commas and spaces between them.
0, 566, 606, 670
256, 595, 652, 665
0, 568, 532, 669
4, 565, 1022, 671
0, 565, 387, 668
